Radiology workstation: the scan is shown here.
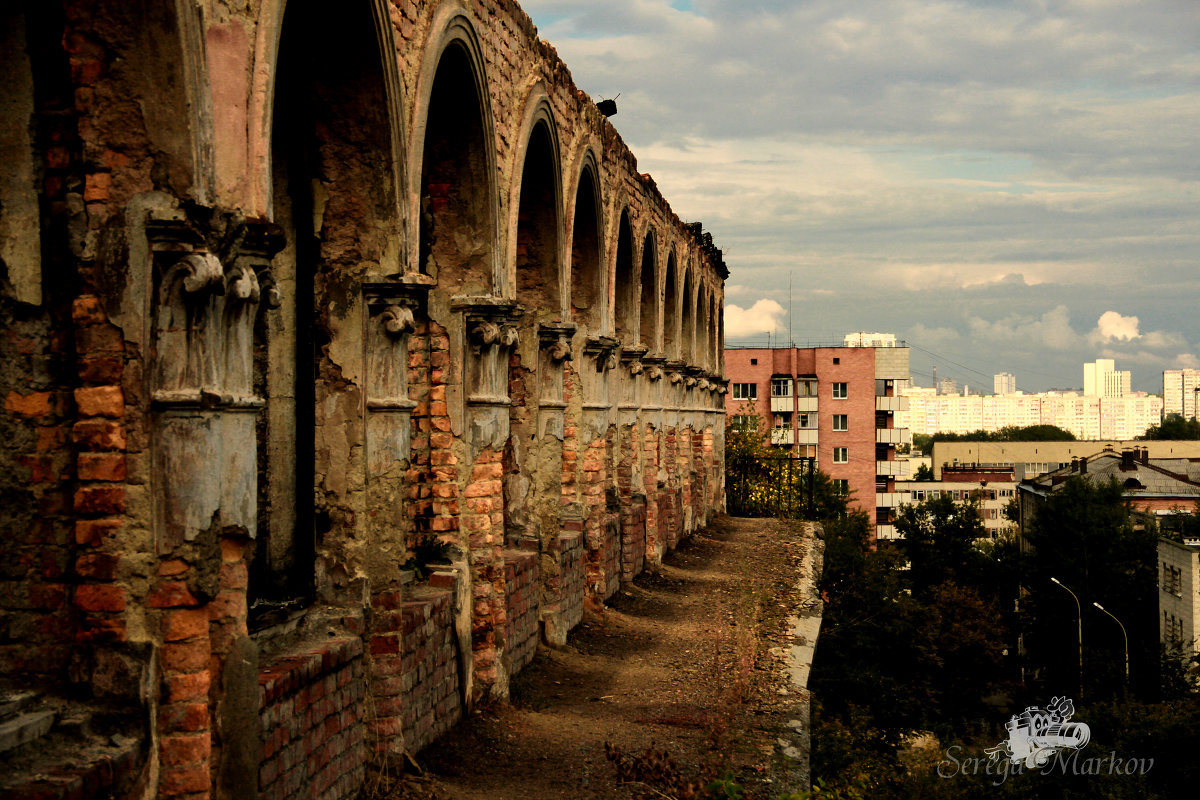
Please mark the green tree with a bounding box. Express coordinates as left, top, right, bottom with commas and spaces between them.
1139, 412, 1200, 440
913, 463, 934, 481
1021, 476, 1158, 701
894, 494, 991, 599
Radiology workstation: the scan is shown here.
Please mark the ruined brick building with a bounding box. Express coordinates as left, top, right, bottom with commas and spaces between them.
0, 1, 728, 797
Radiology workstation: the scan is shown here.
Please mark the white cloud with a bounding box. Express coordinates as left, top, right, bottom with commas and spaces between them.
724, 299, 785, 338
1091, 311, 1140, 342
967, 305, 1082, 351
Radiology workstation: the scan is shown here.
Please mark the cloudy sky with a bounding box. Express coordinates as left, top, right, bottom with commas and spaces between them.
522, 0, 1199, 394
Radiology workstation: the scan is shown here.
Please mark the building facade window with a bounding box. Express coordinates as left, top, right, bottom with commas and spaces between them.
773, 413, 792, 429
834, 479, 849, 493
731, 415, 755, 430
833, 414, 848, 431
771, 377, 793, 397
798, 412, 817, 429
1162, 563, 1183, 595
798, 378, 817, 397
832, 382, 848, 399
732, 382, 757, 400
833, 447, 848, 464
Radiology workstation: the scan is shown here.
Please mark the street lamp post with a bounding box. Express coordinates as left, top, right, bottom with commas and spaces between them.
1093, 601, 1130, 688
1051, 577, 1083, 701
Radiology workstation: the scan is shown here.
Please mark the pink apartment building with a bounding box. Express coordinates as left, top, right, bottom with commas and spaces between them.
724, 343, 911, 536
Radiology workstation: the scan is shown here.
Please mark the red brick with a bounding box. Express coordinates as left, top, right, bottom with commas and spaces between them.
74, 584, 125, 612
165, 671, 211, 702
163, 609, 208, 642
159, 702, 210, 733
75, 518, 122, 546
75, 324, 124, 354
78, 452, 126, 481
78, 355, 124, 384
160, 733, 211, 767
74, 485, 125, 514
219, 562, 248, 590
205, 591, 245, 622
75, 552, 120, 580
162, 641, 210, 673
73, 418, 126, 451
74, 386, 124, 418
157, 558, 190, 577
72, 295, 106, 325
5, 390, 53, 418
159, 763, 209, 795
147, 581, 201, 608
219, 538, 244, 563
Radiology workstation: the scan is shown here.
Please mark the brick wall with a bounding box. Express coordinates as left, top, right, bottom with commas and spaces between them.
503, 549, 539, 675
543, 531, 584, 646
258, 637, 366, 800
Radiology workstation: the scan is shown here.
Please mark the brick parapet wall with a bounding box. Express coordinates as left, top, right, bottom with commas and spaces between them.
542, 531, 584, 646
502, 548, 539, 676
258, 636, 366, 800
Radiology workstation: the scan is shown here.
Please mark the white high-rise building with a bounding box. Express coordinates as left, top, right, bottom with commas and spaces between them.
1164, 369, 1200, 420
994, 372, 1016, 395
1084, 358, 1131, 398
843, 331, 898, 348
899, 387, 1162, 440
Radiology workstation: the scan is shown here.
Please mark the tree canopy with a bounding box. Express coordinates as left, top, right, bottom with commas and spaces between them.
1138, 412, 1200, 440
912, 424, 1075, 454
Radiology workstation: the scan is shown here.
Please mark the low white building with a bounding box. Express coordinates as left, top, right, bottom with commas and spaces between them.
1159, 538, 1200, 656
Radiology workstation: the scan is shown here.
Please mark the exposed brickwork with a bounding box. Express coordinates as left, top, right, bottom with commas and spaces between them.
259, 637, 366, 800
503, 549, 540, 676
1, 2, 726, 796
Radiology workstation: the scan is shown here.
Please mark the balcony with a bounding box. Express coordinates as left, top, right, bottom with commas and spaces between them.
875, 492, 910, 507
876, 524, 900, 540
794, 429, 819, 445
876, 460, 910, 478
875, 428, 913, 445
795, 396, 818, 412
770, 428, 794, 446
770, 396, 793, 413
875, 396, 909, 412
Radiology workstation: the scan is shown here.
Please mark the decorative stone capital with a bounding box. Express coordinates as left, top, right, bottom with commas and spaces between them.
179, 252, 225, 295
380, 304, 415, 338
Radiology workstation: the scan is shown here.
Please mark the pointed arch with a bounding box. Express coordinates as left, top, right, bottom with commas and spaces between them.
662, 249, 679, 359
511, 101, 562, 317
254, 0, 399, 611
413, 19, 497, 294
680, 267, 695, 363
569, 154, 603, 330
613, 208, 636, 342
639, 229, 658, 349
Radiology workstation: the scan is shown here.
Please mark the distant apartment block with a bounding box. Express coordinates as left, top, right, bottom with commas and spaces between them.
1084, 358, 1131, 398
994, 372, 1017, 395
892, 463, 1017, 541
900, 387, 1163, 440
1164, 368, 1200, 420
725, 341, 911, 539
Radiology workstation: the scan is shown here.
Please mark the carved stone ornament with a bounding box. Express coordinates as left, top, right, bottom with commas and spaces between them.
469, 320, 501, 348
647, 366, 663, 381
669, 371, 684, 385
698, 378, 711, 391
380, 304, 415, 338
179, 252, 225, 295
684, 376, 698, 388
628, 360, 644, 376
549, 339, 573, 362
227, 263, 261, 303
500, 324, 519, 348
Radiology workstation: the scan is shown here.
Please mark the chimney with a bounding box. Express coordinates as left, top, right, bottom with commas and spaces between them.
1121, 449, 1134, 470
1140, 447, 1149, 465
1080, 457, 1087, 474
1070, 457, 1079, 472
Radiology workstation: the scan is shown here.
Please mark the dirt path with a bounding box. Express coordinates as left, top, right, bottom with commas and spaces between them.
378, 515, 814, 800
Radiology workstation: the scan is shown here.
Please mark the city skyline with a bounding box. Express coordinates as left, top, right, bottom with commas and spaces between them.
522, 1, 1199, 394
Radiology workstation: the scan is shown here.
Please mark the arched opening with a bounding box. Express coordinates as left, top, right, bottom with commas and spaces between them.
707, 291, 718, 370
680, 270, 695, 364
570, 164, 602, 330
613, 209, 635, 341
662, 252, 678, 358
692, 283, 704, 367
639, 231, 657, 349
255, 0, 394, 619
515, 119, 560, 316
419, 42, 494, 295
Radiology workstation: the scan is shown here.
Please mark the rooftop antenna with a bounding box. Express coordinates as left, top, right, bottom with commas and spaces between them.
788, 272, 793, 348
